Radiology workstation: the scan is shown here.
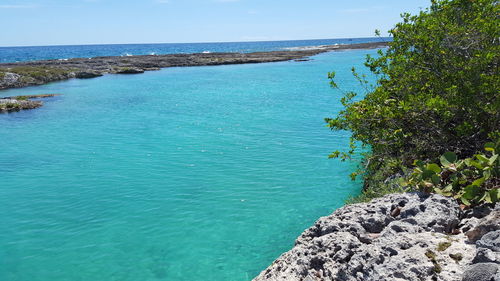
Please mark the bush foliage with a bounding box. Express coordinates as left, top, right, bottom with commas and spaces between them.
407, 142, 499, 205
327, 0, 499, 203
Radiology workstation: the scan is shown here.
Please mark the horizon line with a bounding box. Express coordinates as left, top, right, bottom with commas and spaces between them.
0, 36, 391, 48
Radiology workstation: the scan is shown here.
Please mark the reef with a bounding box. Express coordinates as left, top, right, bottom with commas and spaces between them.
0, 42, 388, 90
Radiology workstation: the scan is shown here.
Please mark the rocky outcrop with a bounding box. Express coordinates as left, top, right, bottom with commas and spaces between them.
1, 72, 21, 87
0, 42, 389, 90
74, 70, 103, 79
115, 67, 145, 74
0, 94, 60, 113
254, 193, 499, 281
0, 98, 43, 112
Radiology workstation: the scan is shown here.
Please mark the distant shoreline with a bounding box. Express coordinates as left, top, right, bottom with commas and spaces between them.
0, 41, 389, 91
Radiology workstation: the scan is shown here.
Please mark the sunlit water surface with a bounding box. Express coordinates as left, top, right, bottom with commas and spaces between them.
0, 49, 375, 281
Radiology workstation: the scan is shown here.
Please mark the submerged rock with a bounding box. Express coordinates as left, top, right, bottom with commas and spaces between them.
253, 193, 499, 281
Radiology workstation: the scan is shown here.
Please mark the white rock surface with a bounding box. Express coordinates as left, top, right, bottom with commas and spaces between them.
254, 193, 499, 281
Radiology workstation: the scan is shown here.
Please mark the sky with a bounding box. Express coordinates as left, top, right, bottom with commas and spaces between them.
0, 0, 430, 47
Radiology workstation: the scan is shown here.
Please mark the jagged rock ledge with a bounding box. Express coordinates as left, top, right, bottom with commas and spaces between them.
254, 193, 499, 281
0, 94, 60, 113
0, 42, 389, 90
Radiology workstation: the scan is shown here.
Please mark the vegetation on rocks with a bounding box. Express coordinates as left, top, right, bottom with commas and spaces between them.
0, 42, 388, 90
326, 0, 499, 203
407, 143, 499, 205
8, 66, 71, 78
0, 66, 74, 89
0, 94, 59, 113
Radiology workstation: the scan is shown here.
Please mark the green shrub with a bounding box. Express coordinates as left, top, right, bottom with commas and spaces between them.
4, 102, 20, 110
326, 0, 499, 202
346, 157, 408, 203
406, 142, 499, 206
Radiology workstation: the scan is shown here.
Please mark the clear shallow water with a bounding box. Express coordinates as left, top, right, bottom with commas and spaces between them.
0, 37, 389, 63
0, 49, 375, 281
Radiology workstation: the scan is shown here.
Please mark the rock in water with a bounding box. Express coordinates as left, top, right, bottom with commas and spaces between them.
253, 193, 499, 281
0, 98, 43, 112
0, 94, 60, 113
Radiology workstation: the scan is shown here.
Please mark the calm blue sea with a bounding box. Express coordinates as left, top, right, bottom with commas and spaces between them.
0, 37, 389, 63
0, 41, 379, 281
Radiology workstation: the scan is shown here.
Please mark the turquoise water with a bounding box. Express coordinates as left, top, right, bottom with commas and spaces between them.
0, 49, 374, 281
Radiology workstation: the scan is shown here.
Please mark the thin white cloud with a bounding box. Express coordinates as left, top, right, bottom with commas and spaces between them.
155, 0, 170, 3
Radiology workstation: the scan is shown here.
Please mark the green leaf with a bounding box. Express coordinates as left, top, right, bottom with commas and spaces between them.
472, 177, 485, 187
484, 192, 492, 204
443, 184, 453, 192
488, 154, 498, 166
489, 189, 499, 203
463, 185, 478, 199
467, 160, 484, 170
435, 187, 451, 196
455, 160, 465, 170
414, 160, 425, 168
440, 152, 457, 166
461, 197, 471, 206
476, 154, 489, 163
422, 169, 436, 180
426, 163, 442, 174
476, 191, 488, 203
431, 174, 441, 185
484, 142, 495, 152
484, 169, 491, 180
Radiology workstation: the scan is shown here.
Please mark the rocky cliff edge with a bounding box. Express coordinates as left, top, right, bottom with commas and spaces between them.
254, 193, 499, 281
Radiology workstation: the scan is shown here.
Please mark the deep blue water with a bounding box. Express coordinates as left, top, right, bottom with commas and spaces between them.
0, 43, 378, 280
0, 37, 389, 63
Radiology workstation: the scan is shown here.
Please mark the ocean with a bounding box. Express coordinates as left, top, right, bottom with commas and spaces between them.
0, 39, 379, 281
0, 37, 389, 63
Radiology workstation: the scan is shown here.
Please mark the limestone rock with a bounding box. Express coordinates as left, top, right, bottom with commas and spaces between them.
115, 67, 145, 74
75, 70, 103, 79
0, 94, 59, 113
254, 193, 499, 281
0, 98, 43, 112
1, 72, 20, 86
462, 263, 499, 281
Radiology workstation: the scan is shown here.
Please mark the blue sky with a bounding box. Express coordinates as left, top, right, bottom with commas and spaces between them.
1, 0, 430, 46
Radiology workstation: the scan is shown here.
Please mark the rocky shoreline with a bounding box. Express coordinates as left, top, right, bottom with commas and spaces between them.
254, 193, 499, 281
0, 42, 388, 90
